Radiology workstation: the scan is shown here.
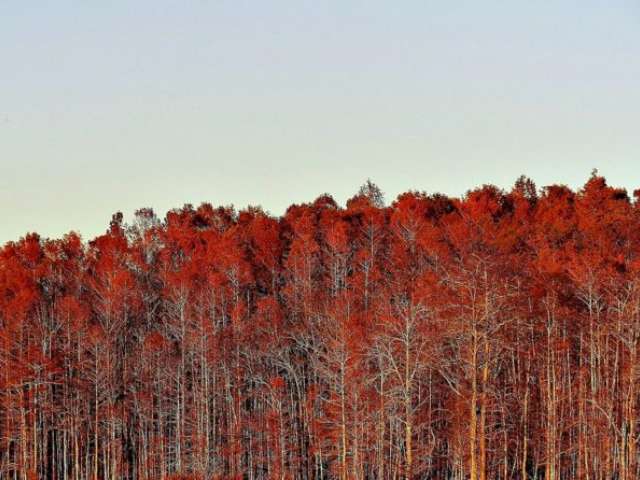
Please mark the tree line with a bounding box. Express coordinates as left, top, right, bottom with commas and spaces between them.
2, 174, 640, 480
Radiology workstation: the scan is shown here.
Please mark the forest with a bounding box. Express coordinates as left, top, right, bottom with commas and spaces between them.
2, 174, 640, 480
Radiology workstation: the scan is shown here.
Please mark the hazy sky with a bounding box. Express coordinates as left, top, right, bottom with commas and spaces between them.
1, 1, 639, 244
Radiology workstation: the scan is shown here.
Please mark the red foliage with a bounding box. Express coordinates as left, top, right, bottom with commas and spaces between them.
1, 177, 639, 480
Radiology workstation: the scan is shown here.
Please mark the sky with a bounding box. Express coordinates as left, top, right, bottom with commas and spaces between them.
1, 1, 639, 244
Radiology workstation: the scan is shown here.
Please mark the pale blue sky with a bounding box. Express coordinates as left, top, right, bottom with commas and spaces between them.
1, 1, 639, 243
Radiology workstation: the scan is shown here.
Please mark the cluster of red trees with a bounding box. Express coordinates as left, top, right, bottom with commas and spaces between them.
1, 175, 640, 480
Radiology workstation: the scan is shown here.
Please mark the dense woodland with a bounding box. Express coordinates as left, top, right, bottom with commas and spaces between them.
2, 175, 640, 480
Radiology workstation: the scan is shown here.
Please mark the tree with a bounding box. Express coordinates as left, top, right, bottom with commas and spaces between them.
2, 174, 640, 480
